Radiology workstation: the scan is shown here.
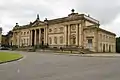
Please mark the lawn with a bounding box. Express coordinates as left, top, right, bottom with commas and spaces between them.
0, 52, 23, 63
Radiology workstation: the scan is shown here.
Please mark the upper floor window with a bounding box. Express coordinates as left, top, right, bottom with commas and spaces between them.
49, 28, 52, 33
106, 36, 108, 41
54, 28, 57, 33
59, 27, 64, 32
24, 32, 26, 35
27, 31, 29, 34
103, 35, 105, 41
71, 24, 76, 31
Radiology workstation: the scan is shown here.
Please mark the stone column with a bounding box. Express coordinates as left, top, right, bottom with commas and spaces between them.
12, 32, 15, 45
18, 32, 21, 47
44, 28, 46, 44
81, 20, 85, 48
17, 32, 19, 47
64, 25, 68, 45
39, 29, 41, 44
76, 24, 79, 46
46, 27, 48, 44
95, 28, 99, 52
68, 25, 71, 45
13, 32, 15, 45
29, 30, 32, 46
79, 23, 82, 47
34, 29, 37, 45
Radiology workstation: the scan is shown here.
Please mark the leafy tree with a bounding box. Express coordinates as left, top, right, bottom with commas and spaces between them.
116, 37, 120, 53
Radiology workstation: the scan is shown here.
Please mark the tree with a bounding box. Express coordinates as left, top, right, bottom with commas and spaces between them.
116, 37, 120, 53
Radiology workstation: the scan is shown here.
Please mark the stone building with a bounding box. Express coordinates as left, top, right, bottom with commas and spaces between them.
1, 31, 13, 47
1, 35, 8, 47
12, 9, 116, 52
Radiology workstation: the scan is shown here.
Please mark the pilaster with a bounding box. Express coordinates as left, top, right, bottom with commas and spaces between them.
81, 20, 85, 48
30, 30, 32, 46
64, 25, 68, 45
68, 25, 71, 45
34, 29, 37, 45
76, 24, 79, 46
79, 23, 82, 47
39, 29, 41, 44
44, 28, 46, 44
46, 27, 48, 44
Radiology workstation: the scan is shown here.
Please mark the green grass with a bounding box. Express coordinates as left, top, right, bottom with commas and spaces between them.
0, 52, 23, 63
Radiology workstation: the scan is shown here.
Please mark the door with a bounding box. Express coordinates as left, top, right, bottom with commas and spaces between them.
109, 45, 111, 52
103, 44, 105, 52
87, 39, 93, 50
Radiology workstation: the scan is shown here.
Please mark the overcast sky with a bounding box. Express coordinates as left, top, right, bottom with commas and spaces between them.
0, 0, 120, 36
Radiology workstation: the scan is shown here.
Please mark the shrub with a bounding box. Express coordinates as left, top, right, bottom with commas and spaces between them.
11, 45, 18, 50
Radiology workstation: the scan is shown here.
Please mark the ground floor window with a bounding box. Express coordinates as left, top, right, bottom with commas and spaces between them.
54, 37, 57, 44
87, 39, 93, 50
70, 35, 76, 45
49, 37, 52, 44
60, 36, 63, 44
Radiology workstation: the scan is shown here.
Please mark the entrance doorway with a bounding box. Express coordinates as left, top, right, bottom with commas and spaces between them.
109, 45, 111, 52
36, 29, 39, 45
103, 44, 105, 52
87, 39, 93, 50
32, 30, 35, 46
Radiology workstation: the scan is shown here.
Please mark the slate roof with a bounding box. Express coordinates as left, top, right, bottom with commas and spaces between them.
84, 26, 116, 36
13, 12, 99, 30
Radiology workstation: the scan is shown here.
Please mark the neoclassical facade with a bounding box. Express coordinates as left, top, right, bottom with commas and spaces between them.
12, 9, 116, 52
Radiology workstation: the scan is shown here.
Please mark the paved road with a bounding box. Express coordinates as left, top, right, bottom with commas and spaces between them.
0, 51, 120, 80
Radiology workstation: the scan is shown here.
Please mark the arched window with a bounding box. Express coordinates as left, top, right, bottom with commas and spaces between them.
60, 36, 63, 44
71, 24, 76, 31
27, 39, 29, 45
27, 31, 29, 34
54, 37, 57, 44
24, 32, 26, 35
49, 28, 52, 32
59, 27, 64, 32
100, 43, 102, 51
70, 34, 76, 45
49, 37, 52, 44
54, 28, 57, 33
24, 39, 25, 45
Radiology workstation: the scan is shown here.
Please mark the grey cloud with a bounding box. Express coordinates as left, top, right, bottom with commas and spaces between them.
75, 0, 120, 24
0, 1, 54, 25
36, 0, 120, 25
0, 0, 120, 35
